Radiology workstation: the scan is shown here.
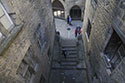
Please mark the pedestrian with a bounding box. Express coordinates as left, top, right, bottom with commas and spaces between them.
67, 15, 69, 24
69, 16, 72, 25
77, 25, 81, 35
75, 28, 78, 37
62, 50, 67, 59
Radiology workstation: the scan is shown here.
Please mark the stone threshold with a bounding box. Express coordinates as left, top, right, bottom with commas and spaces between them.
0, 24, 24, 56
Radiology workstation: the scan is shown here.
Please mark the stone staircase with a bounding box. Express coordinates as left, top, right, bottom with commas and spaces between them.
60, 45, 79, 66
52, 39, 86, 70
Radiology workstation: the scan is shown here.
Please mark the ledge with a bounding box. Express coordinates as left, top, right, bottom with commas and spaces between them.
0, 24, 24, 56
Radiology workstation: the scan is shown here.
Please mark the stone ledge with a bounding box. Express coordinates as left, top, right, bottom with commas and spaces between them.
0, 24, 24, 56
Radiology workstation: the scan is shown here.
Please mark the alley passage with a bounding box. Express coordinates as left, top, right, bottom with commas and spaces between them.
49, 19, 88, 83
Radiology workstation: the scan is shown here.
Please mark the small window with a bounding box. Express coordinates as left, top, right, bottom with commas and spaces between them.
0, 32, 2, 38
0, 32, 3, 42
104, 30, 125, 71
86, 19, 92, 39
0, 2, 14, 31
0, 32, 5, 44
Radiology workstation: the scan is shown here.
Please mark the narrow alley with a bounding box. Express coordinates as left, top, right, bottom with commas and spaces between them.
0, 0, 124, 83
49, 19, 88, 83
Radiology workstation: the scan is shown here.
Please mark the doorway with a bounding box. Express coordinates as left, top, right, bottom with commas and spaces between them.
70, 5, 81, 20
52, 0, 65, 18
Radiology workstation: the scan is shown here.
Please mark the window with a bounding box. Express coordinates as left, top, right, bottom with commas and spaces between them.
0, 1, 23, 55
0, 2, 14, 31
85, 19, 92, 41
120, 1, 125, 9
103, 29, 125, 71
0, 2, 15, 43
52, 0, 65, 18
0, 32, 5, 44
17, 47, 36, 82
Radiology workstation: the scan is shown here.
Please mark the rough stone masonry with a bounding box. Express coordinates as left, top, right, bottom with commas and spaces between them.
0, 0, 55, 83
82, 0, 125, 83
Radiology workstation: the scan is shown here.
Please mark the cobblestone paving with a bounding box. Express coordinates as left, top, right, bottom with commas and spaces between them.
49, 19, 88, 83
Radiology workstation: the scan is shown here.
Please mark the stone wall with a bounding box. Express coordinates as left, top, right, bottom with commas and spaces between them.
64, 0, 86, 18
82, 0, 125, 83
0, 0, 55, 83
52, 0, 86, 19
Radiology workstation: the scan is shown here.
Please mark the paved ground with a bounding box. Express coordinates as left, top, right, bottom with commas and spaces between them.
49, 19, 88, 83
55, 18, 83, 39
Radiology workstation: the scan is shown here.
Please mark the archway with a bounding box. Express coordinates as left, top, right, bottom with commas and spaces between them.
70, 5, 81, 20
52, 0, 65, 18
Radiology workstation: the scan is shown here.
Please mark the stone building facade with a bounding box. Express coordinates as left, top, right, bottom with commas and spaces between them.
52, 0, 86, 20
82, 0, 125, 83
0, 0, 55, 83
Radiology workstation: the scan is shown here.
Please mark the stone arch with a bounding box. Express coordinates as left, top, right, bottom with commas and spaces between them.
52, 0, 65, 18
70, 5, 81, 20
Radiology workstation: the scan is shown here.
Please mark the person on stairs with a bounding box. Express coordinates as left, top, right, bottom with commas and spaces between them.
78, 26, 81, 35
62, 50, 67, 59
75, 28, 78, 37
76, 25, 81, 35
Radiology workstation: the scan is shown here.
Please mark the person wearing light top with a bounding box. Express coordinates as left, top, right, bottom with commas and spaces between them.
69, 16, 72, 25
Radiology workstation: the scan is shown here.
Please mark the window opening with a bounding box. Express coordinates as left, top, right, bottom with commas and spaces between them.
104, 30, 125, 71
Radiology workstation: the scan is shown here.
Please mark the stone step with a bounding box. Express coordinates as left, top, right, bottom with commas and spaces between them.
61, 41, 77, 46
52, 61, 86, 70
60, 57, 78, 60
62, 48, 77, 51
61, 42, 76, 45
60, 58, 79, 62
60, 54, 77, 58
61, 52, 77, 57
66, 51, 77, 54
62, 52, 77, 55
62, 45, 77, 48
60, 62, 78, 66
52, 66, 86, 70
60, 56, 77, 59
61, 50, 77, 53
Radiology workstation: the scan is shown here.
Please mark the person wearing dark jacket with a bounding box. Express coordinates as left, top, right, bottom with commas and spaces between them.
62, 50, 67, 59
67, 15, 69, 24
